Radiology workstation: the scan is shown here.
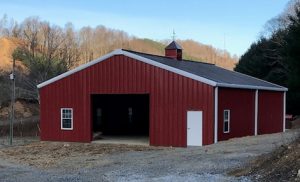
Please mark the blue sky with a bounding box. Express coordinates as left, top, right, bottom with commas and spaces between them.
0, 0, 289, 56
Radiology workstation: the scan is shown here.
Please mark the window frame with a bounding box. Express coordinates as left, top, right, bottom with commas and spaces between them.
61, 108, 73, 130
223, 109, 230, 133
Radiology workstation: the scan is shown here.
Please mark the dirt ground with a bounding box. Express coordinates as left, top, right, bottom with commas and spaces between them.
0, 141, 159, 169
0, 129, 299, 182
229, 135, 300, 181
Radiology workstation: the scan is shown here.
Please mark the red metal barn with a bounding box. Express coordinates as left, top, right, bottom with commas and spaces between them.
38, 41, 287, 147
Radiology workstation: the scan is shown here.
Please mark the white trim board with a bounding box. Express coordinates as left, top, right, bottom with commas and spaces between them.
216, 83, 287, 92
37, 49, 288, 92
254, 90, 258, 135
214, 87, 218, 143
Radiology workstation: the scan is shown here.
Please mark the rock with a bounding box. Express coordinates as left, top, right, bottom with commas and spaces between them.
297, 169, 300, 178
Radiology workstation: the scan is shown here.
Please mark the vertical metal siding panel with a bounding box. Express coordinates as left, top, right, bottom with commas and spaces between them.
83, 69, 88, 141
143, 62, 147, 92
208, 86, 214, 144
56, 82, 61, 140
153, 66, 158, 145
113, 56, 117, 93
168, 71, 173, 145
156, 68, 162, 145
116, 56, 120, 92
44, 87, 50, 140
162, 70, 167, 145
78, 71, 82, 141
200, 83, 206, 144
90, 64, 94, 92
188, 79, 193, 109
40, 54, 215, 146
149, 65, 155, 145
121, 56, 125, 92
156, 67, 163, 145
40, 88, 46, 140
127, 56, 132, 92
106, 58, 111, 93
218, 88, 255, 141
85, 68, 89, 141
160, 68, 165, 146
109, 57, 114, 93
101, 58, 105, 93
258, 91, 283, 134
132, 57, 137, 92
167, 71, 172, 145
126, 56, 131, 93
137, 59, 141, 92
192, 80, 197, 108
99, 62, 103, 92
178, 75, 184, 146
119, 56, 124, 93
105, 58, 109, 92
203, 84, 209, 145
196, 83, 203, 144
173, 74, 179, 146
182, 77, 188, 146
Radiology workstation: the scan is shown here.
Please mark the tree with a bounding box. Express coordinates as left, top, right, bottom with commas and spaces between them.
12, 47, 68, 101
283, 3, 300, 114
235, 1, 300, 114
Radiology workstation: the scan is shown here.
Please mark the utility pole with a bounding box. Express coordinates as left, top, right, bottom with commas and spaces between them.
9, 58, 15, 145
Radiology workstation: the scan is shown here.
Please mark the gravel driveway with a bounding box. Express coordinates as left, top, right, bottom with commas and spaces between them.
0, 129, 299, 182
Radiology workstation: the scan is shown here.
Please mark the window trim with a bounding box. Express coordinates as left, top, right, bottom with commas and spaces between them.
61, 108, 73, 130
223, 109, 230, 133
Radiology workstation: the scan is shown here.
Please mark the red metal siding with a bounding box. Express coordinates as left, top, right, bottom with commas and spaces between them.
40, 55, 214, 147
218, 88, 255, 141
165, 49, 177, 59
258, 91, 283, 134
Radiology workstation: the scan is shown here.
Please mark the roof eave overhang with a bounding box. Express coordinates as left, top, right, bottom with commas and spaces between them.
37, 49, 123, 88
37, 49, 217, 89
216, 83, 288, 92
37, 49, 288, 92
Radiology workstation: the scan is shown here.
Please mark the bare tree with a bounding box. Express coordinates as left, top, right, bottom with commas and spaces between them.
21, 17, 40, 57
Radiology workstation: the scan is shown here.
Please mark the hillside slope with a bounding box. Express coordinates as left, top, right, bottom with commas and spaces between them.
0, 37, 16, 71
125, 38, 237, 70
0, 37, 26, 72
0, 37, 237, 72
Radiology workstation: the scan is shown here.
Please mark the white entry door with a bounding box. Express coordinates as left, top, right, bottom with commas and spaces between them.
187, 111, 203, 146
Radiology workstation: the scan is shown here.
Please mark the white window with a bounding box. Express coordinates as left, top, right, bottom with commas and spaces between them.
61, 108, 73, 130
223, 110, 230, 133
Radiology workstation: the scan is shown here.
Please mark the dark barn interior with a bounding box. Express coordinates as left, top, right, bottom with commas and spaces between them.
91, 94, 149, 138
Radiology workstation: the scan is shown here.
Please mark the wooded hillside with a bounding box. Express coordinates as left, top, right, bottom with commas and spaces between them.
0, 15, 237, 71
0, 15, 237, 105
235, 0, 300, 114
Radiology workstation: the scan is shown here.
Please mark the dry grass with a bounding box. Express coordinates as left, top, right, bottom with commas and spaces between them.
0, 37, 27, 72
0, 141, 161, 169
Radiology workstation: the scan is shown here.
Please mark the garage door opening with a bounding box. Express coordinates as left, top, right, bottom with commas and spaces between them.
91, 94, 149, 145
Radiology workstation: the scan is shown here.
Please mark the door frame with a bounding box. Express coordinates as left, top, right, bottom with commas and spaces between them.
187, 111, 203, 146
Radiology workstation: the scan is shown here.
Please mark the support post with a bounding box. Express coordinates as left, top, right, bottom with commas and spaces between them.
214, 87, 218, 143
254, 90, 258, 135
